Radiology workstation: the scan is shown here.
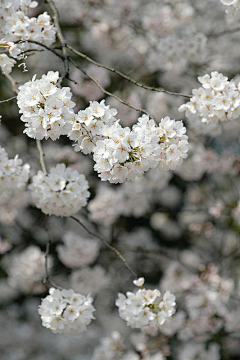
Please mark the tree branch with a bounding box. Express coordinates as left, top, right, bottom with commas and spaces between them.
70, 215, 138, 279
66, 43, 191, 99
69, 57, 155, 119
44, 217, 62, 289
46, 0, 69, 83
36, 140, 47, 175
0, 95, 17, 104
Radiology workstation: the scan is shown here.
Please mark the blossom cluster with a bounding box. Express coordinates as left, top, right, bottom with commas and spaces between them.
57, 232, 100, 268
148, 31, 207, 72
93, 331, 166, 360
161, 261, 234, 339
0, 40, 21, 74
116, 278, 176, 334
5, 245, 47, 294
0, 0, 56, 73
179, 71, 240, 125
38, 288, 95, 334
70, 265, 110, 296
17, 71, 76, 140
29, 163, 90, 216
69, 101, 188, 183
88, 168, 172, 226
0, 146, 30, 194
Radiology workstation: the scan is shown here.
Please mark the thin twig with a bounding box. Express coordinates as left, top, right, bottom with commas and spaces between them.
70, 215, 138, 278
66, 43, 191, 99
208, 27, 240, 38
46, 0, 69, 83
44, 217, 62, 289
69, 57, 154, 119
15, 39, 64, 60
0, 95, 17, 104
36, 140, 47, 175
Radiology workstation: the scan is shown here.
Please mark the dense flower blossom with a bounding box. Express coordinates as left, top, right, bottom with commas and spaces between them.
5, 245, 48, 294
69, 101, 188, 183
116, 278, 176, 334
0, 40, 20, 74
29, 163, 90, 216
17, 71, 76, 140
0, 146, 30, 194
38, 287, 95, 334
57, 232, 100, 268
0, 1, 56, 73
179, 71, 240, 125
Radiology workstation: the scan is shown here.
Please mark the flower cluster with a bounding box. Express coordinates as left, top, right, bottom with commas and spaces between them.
93, 331, 166, 360
0, 40, 21, 74
5, 245, 47, 294
17, 71, 76, 140
116, 278, 176, 334
0, 146, 30, 194
92, 331, 127, 360
29, 163, 90, 216
88, 168, 172, 225
70, 265, 110, 296
57, 232, 100, 268
179, 71, 240, 125
0, 0, 56, 73
68, 99, 118, 154
148, 31, 207, 72
70, 101, 188, 183
38, 288, 95, 334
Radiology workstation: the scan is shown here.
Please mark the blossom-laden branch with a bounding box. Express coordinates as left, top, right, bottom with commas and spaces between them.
44, 0, 192, 99
69, 57, 155, 119
66, 43, 192, 99
70, 215, 138, 279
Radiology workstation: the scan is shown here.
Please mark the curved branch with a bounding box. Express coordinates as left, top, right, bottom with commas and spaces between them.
70, 215, 138, 279
66, 43, 191, 99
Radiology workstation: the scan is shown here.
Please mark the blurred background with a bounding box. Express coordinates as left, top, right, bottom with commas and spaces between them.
1, 0, 240, 359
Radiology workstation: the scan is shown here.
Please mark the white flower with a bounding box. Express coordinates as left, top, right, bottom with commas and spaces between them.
116, 278, 176, 334
0, 146, 30, 194
70, 265, 110, 295
5, 245, 48, 294
17, 71, 75, 140
29, 164, 90, 216
70, 101, 188, 183
38, 287, 95, 334
179, 71, 240, 127
57, 232, 100, 268
133, 277, 145, 287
